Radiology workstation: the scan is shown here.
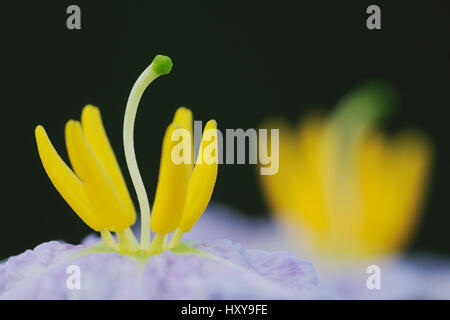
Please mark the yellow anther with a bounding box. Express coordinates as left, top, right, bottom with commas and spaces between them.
81, 105, 136, 224
178, 119, 218, 232
150, 123, 190, 234
65, 120, 134, 231
173, 106, 194, 173
35, 125, 101, 231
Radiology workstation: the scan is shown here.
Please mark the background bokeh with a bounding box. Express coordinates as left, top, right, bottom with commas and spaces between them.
1, 1, 449, 260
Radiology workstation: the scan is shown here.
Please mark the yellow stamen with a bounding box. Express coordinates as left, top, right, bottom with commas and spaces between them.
65, 120, 134, 231
173, 106, 194, 173
81, 105, 136, 224
150, 123, 190, 235
178, 120, 218, 234
35, 125, 101, 231
35, 56, 219, 256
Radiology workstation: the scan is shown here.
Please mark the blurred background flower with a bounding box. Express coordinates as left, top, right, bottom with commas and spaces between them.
259, 82, 432, 260
257, 82, 450, 299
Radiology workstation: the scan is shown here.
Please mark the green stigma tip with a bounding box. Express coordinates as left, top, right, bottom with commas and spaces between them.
152, 55, 173, 76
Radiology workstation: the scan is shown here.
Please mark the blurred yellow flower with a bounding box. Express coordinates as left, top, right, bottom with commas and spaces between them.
259, 83, 432, 259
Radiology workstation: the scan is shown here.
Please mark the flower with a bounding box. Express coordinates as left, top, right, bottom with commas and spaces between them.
259, 82, 433, 260
0, 55, 319, 299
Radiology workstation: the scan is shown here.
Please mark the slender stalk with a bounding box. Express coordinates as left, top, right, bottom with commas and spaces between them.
100, 229, 118, 249
163, 234, 168, 248
116, 228, 139, 253
168, 228, 183, 249
149, 233, 165, 254
123, 56, 172, 251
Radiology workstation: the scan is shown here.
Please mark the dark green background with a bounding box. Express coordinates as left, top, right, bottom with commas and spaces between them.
1, 1, 449, 260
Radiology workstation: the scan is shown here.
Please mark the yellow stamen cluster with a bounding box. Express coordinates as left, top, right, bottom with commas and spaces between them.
150, 110, 218, 253
35, 55, 218, 254
259, 84, 433, 259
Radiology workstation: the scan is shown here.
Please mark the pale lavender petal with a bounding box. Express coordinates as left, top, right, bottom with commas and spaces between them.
0, 241, 87, 294
0, 239, 320, 299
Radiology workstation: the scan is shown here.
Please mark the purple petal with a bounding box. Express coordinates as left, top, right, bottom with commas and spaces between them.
0, 239, 320, 299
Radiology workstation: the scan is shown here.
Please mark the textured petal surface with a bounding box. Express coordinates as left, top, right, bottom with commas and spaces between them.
0, 239, 319, 299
